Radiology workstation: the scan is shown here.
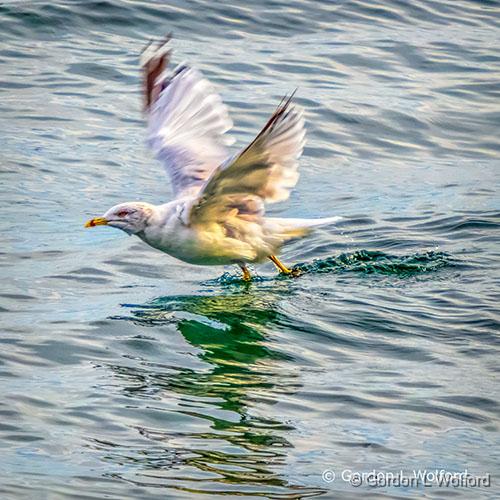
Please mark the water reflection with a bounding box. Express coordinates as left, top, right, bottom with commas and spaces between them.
103, 288, 325, 497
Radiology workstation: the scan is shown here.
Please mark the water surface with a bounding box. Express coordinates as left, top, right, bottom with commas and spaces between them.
1, 0, 499, 498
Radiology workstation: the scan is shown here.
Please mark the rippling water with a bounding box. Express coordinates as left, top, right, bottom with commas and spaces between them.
1, 1, 499, 498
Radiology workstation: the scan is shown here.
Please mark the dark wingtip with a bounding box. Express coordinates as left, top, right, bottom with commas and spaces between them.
142, 33, 174, 112
259, 88, 298, 134
278, 88, 298, 110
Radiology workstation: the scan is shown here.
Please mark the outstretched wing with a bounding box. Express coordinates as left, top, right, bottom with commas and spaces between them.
142, 38, 233, 198
189, 94, 305, 225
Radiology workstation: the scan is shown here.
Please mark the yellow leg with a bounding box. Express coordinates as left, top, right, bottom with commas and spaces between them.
268, 255, 292, 275
239, 264, 252, 281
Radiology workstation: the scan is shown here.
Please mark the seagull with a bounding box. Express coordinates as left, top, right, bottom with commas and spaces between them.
85, 37, 341, 281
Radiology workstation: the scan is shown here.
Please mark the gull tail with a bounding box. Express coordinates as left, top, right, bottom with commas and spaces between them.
266, 216, 343, 238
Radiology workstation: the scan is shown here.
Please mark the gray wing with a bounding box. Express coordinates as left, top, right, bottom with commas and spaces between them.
188, 94, 305, 225
143, 39, 233, 198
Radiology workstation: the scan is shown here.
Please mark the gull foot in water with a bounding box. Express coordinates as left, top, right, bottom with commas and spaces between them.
239, 264, 252, 281
269, 255, 302, 277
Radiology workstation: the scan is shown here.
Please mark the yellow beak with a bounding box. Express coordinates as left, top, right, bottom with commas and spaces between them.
84, 217, 108, 228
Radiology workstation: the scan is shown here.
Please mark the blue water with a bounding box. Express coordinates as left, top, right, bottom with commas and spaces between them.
1, 1, 499, 498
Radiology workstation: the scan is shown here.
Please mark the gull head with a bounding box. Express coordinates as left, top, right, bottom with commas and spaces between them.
85, 202, 154, 235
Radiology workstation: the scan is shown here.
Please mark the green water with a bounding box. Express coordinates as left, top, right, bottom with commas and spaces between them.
1, 0, 499, 498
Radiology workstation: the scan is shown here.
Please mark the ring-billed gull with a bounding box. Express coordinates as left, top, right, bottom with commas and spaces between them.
85, 37, 341, 280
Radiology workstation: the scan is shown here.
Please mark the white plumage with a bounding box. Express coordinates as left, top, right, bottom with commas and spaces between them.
85, 38, 341, 279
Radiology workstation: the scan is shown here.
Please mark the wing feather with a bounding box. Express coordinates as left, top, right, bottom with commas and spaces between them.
143, 38, 233, 198
189, 94, 305, 225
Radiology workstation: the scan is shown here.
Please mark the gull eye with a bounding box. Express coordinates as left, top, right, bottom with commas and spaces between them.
117, 210, 128, 218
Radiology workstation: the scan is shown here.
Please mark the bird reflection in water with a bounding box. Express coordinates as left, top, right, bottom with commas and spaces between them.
99, 286, 326, 498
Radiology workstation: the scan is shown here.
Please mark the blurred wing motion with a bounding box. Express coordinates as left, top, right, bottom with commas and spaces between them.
142, 37, 233, 198
189, 94, 306, 226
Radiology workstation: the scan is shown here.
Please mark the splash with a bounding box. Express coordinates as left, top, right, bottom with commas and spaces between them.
293, 250, 454, 278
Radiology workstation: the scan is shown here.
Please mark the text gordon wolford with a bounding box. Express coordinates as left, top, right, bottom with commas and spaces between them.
322, 468, 491, 488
